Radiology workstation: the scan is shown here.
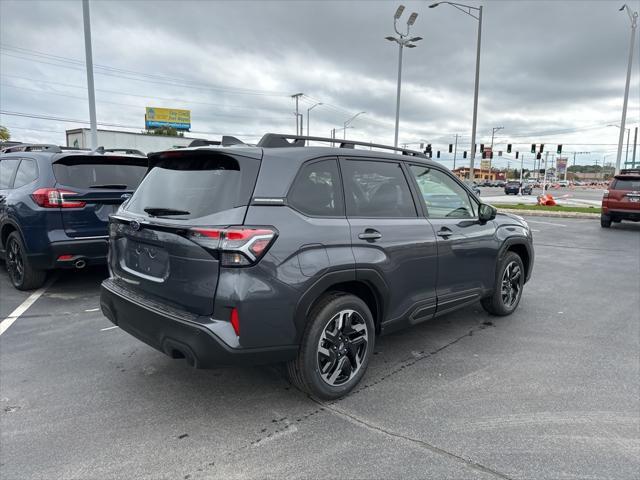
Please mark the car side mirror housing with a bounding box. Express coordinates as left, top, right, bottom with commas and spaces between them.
478, 203, 497, 223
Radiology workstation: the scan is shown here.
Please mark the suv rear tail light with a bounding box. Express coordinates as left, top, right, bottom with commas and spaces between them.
188, 226, 277, 266
31, 188, 86, 208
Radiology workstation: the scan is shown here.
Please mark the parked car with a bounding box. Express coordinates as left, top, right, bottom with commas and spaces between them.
601, 169, 640, 228
480, 180, 492, 187
0, 144, 148, 289
495, 180, 506, 188
100, 134, 534, 399
504, 181, 532, 195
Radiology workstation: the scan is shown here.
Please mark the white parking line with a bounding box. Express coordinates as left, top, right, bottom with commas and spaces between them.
100, 326, 119, 331
0, 277, 55, 337
525, 219, 567, 227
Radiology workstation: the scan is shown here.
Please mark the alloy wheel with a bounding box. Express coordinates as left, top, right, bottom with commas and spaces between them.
6, 238, 24, 286
317, 309, 368, 387
501, 261, 522, 308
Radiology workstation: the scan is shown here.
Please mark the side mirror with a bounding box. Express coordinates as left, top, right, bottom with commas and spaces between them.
478, 203, 497, 222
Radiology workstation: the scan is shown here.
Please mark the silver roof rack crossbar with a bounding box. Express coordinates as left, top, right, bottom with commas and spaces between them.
256, 133, 427, 158
1, 144, 63, 153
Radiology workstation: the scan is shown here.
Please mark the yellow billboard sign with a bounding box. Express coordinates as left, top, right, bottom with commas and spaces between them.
145, 107, 191, 130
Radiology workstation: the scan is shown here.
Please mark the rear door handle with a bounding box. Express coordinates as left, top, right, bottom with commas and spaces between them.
436, 227, 453, 238
358, 229, 382, 241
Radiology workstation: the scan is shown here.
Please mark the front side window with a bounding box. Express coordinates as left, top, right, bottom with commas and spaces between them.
0, 158, 21, 189
410, 165, 476, 219
13, 159, 38, 188
341, 160, 416, 218
288, 159, 344, 216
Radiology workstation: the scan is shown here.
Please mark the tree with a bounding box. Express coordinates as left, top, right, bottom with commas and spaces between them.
0, 125, 10, 141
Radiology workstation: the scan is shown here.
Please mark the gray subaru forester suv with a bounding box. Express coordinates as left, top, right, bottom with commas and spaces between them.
100, 134, 534, 399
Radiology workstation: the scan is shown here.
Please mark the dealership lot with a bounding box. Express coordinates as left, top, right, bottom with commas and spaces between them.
1, 217, 638, 480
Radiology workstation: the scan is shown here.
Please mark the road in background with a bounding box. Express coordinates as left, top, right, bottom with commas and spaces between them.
479, 187, 604, 206
1, 218, 638, 479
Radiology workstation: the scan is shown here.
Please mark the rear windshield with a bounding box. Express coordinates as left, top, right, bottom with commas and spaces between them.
613, 178, 640, 191
124, 152, 259, 219
53, 156, 147, 190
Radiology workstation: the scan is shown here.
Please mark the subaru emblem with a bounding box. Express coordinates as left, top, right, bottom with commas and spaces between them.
130, 220, 140, 231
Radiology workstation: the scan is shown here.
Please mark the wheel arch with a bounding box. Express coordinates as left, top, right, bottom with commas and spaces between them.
293, 269, 388, 341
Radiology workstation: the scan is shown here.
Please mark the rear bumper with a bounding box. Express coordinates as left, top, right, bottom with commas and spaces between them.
28, 237, 109, 270
100, 278, 298, 368
602, 208, 640, 221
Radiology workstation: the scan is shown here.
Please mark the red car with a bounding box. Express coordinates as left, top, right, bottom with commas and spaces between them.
601, 169, 640, 228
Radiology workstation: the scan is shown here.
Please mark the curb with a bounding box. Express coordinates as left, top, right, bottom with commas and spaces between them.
497, 208, 600, 219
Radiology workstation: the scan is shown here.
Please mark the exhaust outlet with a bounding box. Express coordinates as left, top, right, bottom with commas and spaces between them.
74, 259, 87, 269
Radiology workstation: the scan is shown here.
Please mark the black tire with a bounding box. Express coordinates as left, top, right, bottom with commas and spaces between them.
4, 231, 46, 290
600, 214, 612, 228
481, 251, 525, 316
287, 293, 375, 400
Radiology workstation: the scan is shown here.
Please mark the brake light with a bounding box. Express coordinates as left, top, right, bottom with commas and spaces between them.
31, 188, 86, 208
188, 226, 276, 266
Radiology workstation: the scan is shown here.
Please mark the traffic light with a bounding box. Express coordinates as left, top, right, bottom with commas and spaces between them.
536, 152, 541, 160
531, 144, 536, 153
482, 150, 486, 159
424, 144, 432, 157
490, 151, 494, 159
448, 144, 453, 153
515, 151, 519, 159
498, 151, 503, 157
539, 144, 544, 153
507, 144, 512, 153
480, 144, 484, 152
557, 144, 562, 154
437, 150, 441, 158
463, 151, 467, 159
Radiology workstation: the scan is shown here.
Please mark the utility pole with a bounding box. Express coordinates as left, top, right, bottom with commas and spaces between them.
542, 151, 549, 192
632, 126, 638, 168
615, 5, 638, 174
291, 93, 303, 135
518, 153, 524, 195
82, 0, 97, 150
453, 134, 458, 170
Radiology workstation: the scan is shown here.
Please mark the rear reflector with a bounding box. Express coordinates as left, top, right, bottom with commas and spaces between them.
230, 308, 240, 336
57, 254, 74, 261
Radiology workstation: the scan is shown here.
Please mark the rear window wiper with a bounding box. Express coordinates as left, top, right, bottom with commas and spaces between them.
143, 207, 191, 216
89, 184, 128, 189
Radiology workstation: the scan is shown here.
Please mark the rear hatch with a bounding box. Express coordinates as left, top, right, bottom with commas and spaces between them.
53, 155, 148, 237
606, 175, 640, 211
109, 149, 261, 316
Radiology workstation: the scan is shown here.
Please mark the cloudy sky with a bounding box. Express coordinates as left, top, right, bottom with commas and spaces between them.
1, 0, 639, 169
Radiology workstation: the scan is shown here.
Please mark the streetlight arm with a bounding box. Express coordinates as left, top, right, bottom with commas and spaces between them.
430, 1, 480, 20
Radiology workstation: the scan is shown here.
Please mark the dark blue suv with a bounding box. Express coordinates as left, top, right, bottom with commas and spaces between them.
0, 144, 147, 290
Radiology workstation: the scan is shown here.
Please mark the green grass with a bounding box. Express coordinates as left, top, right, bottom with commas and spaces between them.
496, 203, 601, 214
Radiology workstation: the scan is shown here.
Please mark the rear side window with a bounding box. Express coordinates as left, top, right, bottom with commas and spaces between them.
0, 158, 20, 189
288, 159, 344, 216
613, 178, 640, 191
125, 152, 259, 220
13, 159, 38, 188
53, 156, 147, 190
341, 159, 416, 218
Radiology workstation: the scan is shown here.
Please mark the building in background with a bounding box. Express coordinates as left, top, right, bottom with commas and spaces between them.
452, 167, 504, 181
66, 128, 198, 153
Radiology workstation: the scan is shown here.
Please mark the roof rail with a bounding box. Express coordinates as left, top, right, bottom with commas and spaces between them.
188, 139, 221, 147
188, 136, 248, 148
94, 147, 145, 156
256, 133, 427, 158
620, 168, 640, 175
1, 144, 63, 153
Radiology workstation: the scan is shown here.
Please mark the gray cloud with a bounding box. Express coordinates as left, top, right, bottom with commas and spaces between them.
1, 0, 638, 167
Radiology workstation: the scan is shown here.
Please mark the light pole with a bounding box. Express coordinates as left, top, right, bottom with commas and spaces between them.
82, 0, 97, 150
615, 4, 638, 174
306, 102, 322, 137
386, 5, 422, 149
343, 111, 366, 139
609, 124, 631, 166
291, 93, 304, 135
429, 2, 483, 180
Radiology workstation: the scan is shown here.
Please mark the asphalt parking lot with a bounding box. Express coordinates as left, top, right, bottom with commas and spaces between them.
1, 217, 639, 480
